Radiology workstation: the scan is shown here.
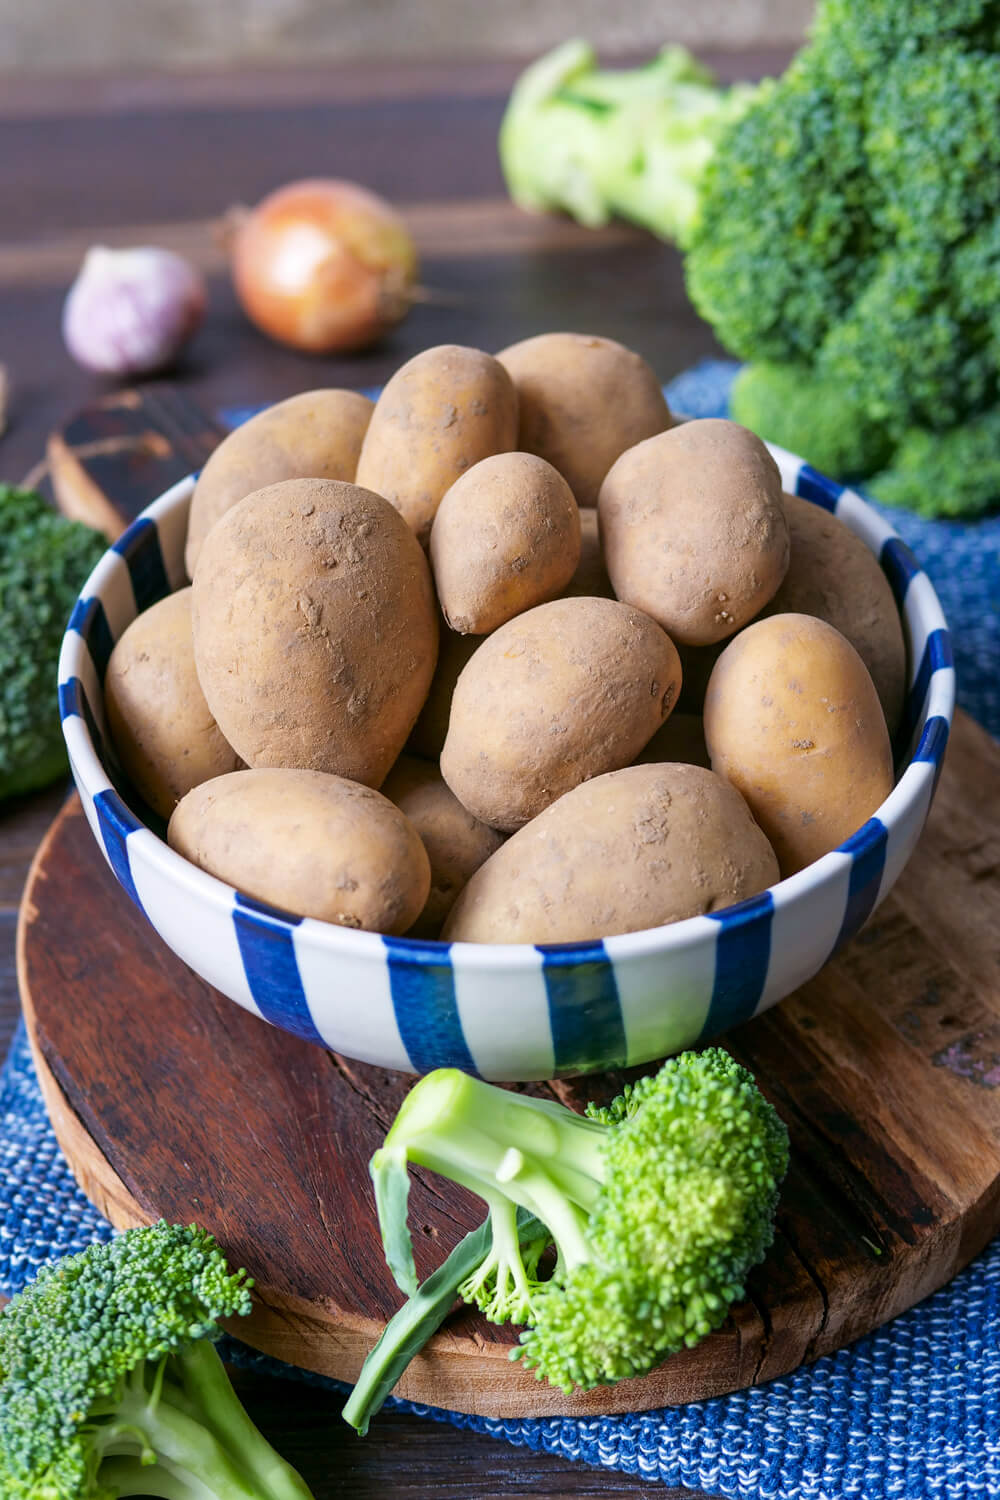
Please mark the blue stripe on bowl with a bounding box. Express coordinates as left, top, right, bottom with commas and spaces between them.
67, 596, 115, 681
703, 892, 774, 1036
93, 789, 145, 912
382, 937, 477, 1075
536, 940, 627, 1074
232, 892, 325, 1045
879, 536, 922, 611
897, 628, 954, 761
795, 464, 842, 512
833, 818, 888, 951
914, 714, 950, 766
113, 517, 171, 614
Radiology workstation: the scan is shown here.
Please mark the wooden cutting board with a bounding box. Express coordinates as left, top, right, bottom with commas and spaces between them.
17, 388, 1000, 1417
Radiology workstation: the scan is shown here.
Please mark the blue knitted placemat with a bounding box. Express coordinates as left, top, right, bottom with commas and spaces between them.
3, 360, 999, 1498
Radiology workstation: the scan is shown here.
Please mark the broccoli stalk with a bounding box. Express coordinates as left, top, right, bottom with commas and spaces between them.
0, 1221, 315, 1499
354, 1048, 788, 1410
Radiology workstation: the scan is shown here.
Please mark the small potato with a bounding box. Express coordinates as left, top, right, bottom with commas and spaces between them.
192, 479, 438, 787
382, 755, 505, 937
440, 596, 682, 832
443, 763, 778, 944
169, 769, 430, 934
634, 711, 710, 770
760, 493, 906, 732
430, 453, 580, 634
496, 332, 673, 506
105, 588, 241, 820
355, 344, 519, 544
185, 389, 374, 575
560, 507, 614, 599
704, 613, 894, 876
599, 418, 789, 647
407, 624, 483, 760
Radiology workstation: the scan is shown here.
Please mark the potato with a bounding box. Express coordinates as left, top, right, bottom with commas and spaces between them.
760, 493, 906, 732
355, 344, 518, 544
496, 333, 673, 506
105, 588, 241, 820
406, 624, 482, 760
185, 389, 374, 575
634, 711, 710, 770
191, 478, 438, 787
443, 763, 778, 943
382, 755, 505, 937
168, 769, 430, 934
440, 596, 682, 831
704, 612, 894, 876
598, 418, 789, 647
430, 453, 580, 634
560, 507, 614, 599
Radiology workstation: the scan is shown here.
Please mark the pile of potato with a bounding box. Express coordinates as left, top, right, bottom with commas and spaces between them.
104, 335, 903, 944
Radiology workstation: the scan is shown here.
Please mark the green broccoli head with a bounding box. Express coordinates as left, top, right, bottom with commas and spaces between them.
368, 1049, 789, 1396
868, 406, 1000, 517
0, 1221, 314, 1499
729, 361, 893, 476
0, 486, 107, 802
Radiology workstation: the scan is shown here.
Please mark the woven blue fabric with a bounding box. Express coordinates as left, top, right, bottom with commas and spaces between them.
4, 360, 998, 1497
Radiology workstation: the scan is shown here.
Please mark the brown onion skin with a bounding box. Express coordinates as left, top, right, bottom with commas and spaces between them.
230, 178, 418, 354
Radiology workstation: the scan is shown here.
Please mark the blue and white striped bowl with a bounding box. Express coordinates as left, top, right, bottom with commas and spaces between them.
58, 447, 954, 1082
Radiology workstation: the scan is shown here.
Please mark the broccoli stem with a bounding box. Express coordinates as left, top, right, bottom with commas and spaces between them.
382, 1070, 607, 1272
96, 1455, 220, 1499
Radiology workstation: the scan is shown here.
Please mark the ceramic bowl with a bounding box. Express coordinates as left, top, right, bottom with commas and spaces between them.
58, 446, 954, 1081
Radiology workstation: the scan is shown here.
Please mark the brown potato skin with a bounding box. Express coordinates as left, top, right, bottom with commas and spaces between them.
634, 711, 710, 770
560, 507, 614, 599
760, 493, 906, 733
355, 345, 519, 545
406, 624, 483, 760
440, 596, 682, 832
496, 333, 673, 506
704, 612, 894, 877
105, 589, 241, 820
443, 762, 778, 944
381, 755, 505, 937
430, 453, 581, 634
191, 478, 438, 787
168, 769, 430, 934
185, 389, 374, 576
598, 418, 789, 647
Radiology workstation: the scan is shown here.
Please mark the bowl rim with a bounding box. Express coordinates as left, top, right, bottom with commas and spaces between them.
58, 446, 956, 967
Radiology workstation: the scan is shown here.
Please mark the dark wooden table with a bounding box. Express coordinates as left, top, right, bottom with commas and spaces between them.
0, 51, 785, 1497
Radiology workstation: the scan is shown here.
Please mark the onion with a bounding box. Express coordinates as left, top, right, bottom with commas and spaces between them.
229, 179, 419, 354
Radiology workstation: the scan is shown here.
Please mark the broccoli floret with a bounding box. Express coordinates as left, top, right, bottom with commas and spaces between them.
729, 362, 892, 477
686, 0, 1000, 516
0, 485, 107, 801
0, 1221, 314, 1499
869, 407, 1000, 516
360, 1048, 788, 1402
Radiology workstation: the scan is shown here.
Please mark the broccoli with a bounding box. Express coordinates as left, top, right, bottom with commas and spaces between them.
0, 1220, 315, 1499
685, 0, 1000, 516
499, 40, 755, 245
352, 1048, 787, 1416
0, 485, 107, 801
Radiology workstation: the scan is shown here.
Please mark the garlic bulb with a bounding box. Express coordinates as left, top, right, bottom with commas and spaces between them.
62, 246, 207, 377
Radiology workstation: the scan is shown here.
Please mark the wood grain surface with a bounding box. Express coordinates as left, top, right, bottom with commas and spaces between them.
18, 703, 1000, 1420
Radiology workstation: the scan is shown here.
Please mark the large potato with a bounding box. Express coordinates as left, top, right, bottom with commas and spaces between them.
760, 493, 906, 733
169, 769, 430, 933
355, 344, 518, 544
382, 755, 505, 937
105, 588, 241, 820
704, 612, 894, 876
191, 478, 438, 787
443, 762, 778, 943
430, 452, 580, 634
560, 507, 614, 599
440, 596, 682, 831
496, 333, 673, 506
185, 389, 374, 575
599, 418, 789, 647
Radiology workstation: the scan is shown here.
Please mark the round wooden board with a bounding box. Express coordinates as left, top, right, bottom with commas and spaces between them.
17, 710, 1000, 1417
